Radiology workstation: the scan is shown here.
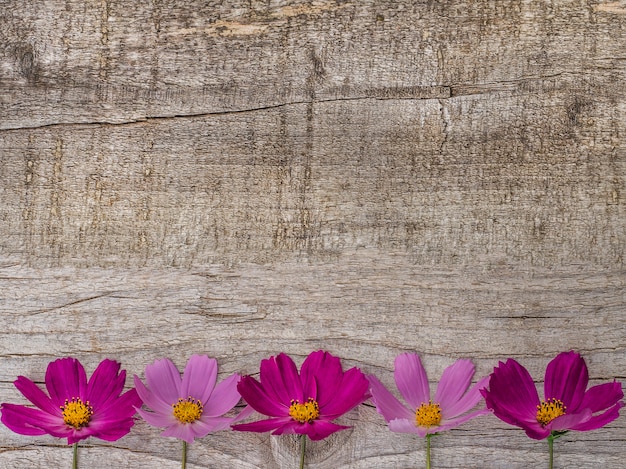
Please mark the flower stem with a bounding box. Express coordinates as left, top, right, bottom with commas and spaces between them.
182, 440, 187, 469
72, 442, 78, 469
547, 435, 553, 469
426, 433, 432, 469
299, 435, 307, 469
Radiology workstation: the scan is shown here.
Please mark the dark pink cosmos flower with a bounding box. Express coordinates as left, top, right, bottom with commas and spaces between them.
1, 357, 141, 445
368, 352, 490, 436
481, 351, 624, 440
232, 350, 370, 441
133, 354, 250, 444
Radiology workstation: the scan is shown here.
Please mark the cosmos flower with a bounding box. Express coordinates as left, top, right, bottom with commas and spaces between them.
481, 351, 624, 440
232, 350, 370, 441
1, 357, 141, 445
368, 352, 490, 437
133, 354, 249, 444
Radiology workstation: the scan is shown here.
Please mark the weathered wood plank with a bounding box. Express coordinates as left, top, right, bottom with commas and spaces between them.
1, 0, 625, 467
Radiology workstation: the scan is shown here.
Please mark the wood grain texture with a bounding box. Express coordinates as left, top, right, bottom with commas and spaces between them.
1, 0, 625, 467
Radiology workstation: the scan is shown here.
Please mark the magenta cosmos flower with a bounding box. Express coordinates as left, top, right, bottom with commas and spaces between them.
481, 351, 624, 440
232, 350, 370, 441
368, 353, 490, 436
1, 357, 141, 444
133, 354, 249, 444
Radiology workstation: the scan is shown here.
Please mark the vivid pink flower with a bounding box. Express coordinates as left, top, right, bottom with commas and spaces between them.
133, 354, 249, 444
232, 350, 370, 441
1, 357, 141, 445
368, 352, 490, 436
481, 351, 624, 440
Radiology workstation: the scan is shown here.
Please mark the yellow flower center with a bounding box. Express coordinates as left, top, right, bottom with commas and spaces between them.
60, 398, 93, 429
289, 398, 320, 423
415, 401, 442, 428
172, 397, 204, 423
536, 398, 566, 426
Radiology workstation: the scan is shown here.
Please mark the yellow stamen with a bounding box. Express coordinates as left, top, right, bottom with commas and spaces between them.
415, 400, 442, 428
536, 398, 566, 426
60, 398, 93, 429
289, 398, 320, 423
172, 397, 203, 423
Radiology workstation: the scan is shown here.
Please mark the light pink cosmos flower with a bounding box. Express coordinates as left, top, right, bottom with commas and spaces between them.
368, 352, 490, 436
133, 354, 250, 444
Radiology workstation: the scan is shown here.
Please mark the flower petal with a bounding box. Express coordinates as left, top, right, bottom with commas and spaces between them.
578, 381, 624, 413
144, 358, 182, 405
292, 420, 349, 441
13, 376, 60, 416
300, 350, 341, 402
161, 422, 198, 444
318, 367, 369, 418
180, 355, 218, 404
434, 359, 475, 410
232, 417, 291, 433
437, 408, 490, 432
133, 374, 173, 415
443, 375, 490, 419
394, 353, 430, 409
45, 358, 88, 406
136, 407, 177, 428
86, 359, 125, 409
569, 401, 624, 431
387, 418, 420, 435
367, 374, 414, 422
203, 373, 241, 417
237, 375, 287, 417
544, 351, 588, 410
193, 415, 237, 435
0, 404, 55, 436
274, 353, 303, 402
547, 408, 592, 432
259, 355, 293, 406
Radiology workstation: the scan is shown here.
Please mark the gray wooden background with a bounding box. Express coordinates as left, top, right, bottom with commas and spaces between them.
1, 1, 625, 467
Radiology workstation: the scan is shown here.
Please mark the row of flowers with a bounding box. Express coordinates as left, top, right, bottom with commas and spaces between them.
1, 350, 623, 469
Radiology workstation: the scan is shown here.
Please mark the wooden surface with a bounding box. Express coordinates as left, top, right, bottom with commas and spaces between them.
1, 1, 625, 467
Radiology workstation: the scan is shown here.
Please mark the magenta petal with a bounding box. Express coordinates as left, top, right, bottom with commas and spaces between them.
443, 375, 490, 419
394, 353, 430, 409
434, 359, 475, 410
259, 355, 293, 406
309, 352, 345, 408
0, 404, 53, 436
318, 367, 369, 417
232, 417, 290, 433
570, 401, 624, 431
274, 354, 303, 402
578, 381, 624, 413
368, 375, 414, 422
14, 376, 60, 416
145, 358, 182, 405
544, 351, 588, 410
45, 358, 88, 405
484, 359, 539, 421
203, 373, 241, 417
237, 376, 288, 417
300, 420, 349, 441
87, 359, 125, 408
547, 408, 592, 432
180, 355, 218, 403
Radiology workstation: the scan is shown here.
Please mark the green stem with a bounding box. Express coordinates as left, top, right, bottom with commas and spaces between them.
426, 434, 432, 469
72, 442, 78, 469
548, 435, 553, 469
299, 434, 306, 469
182, 440, 187, 469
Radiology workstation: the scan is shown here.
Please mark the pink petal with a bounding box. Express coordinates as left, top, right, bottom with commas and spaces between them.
547, 408, 592, 432
578, 381, 624, 413
203, 373, 241, 417
394, 353, 430, 409
443, 375, 490, 419
387, 418, 420, 435
570, 401, 624, 431
232, 417, 291, 433
193, 416, 237, 435
13, 376, 60, 415
86, 359, 125, 408
318, 367, 369, 417
45, 358, 88, 405
180, 355, 218, 403
367, 374, 414, 422
544, 351, 588, 410
161, 422, 198, 444
437, 408, 490, 432
136, 407, 177, 428
434, 359, 475, 410
144, 358, 182, 405
133, 375, 173, 414
237, 375, 288, 417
